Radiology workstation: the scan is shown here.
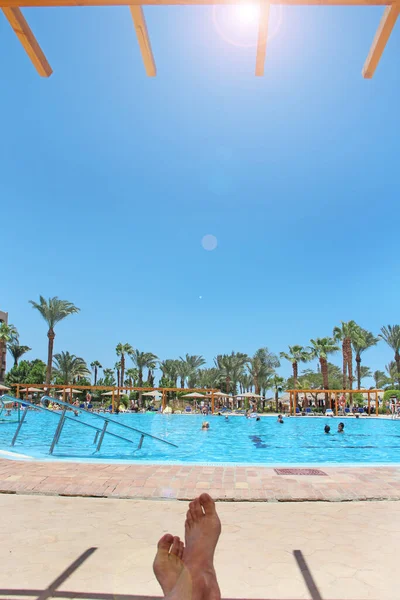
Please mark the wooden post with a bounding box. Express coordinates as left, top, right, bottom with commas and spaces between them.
289, 392, 292, 415
368, 391, 371, 415
70, 388, 73, 405
112, 390, 115, 413
211, 391, 215, 414
335, 392, 338, 416
16, 384, 20, 399
376, 391, 379, 417
162, 389, 166, 412
294, 391, 297, 415
63, 388, 66, 404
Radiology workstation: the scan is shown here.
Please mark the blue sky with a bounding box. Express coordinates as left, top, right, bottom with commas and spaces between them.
1, 5, 399, 383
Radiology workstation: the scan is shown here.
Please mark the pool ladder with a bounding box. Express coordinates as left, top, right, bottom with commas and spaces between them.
0, 394, 177, 455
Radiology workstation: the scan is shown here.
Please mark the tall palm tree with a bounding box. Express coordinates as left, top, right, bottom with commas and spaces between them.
249, 347, 280, 395
53, 351, 90, 384
359, 366, 372, 384
29, 296, 80, 385
125, 367, 138, 387
8, 343, 31, 367
179, 354, 206, 388
333, 321, 361, 390
176, 360, 192, 389
0, 323, 18, 381
146, 356, 158, 387
385, 361, 399, 388
159, 360, 180, 387
238, 372, 253, 394
116, 343, 133, 390
309, 337, 339, 392
129, 350, 158, 400
279, 345, 311, 390
379, 325, 400, 382
214, 352, 248, 395
115, 361, 122, 388
197, 368, 221, 390
352, 329, 379, 389
90, 360, 102, 386
266, 374, 285, 412
373, 370, 388, 389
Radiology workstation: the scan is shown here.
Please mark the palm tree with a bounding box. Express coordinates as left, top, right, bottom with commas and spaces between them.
238, 372, 253, 394
214, 352, 248, 395
279, 345, 311, 390
266, 374, 285, 412
373, 370, 388, 389
249, 348, 280, 395
359, 366, 372, 385
352, 329, 379, 389
129, 350, 158, 402
159, 360, 180, 387
379, 325, 400, 382
116, 343, 133, 390
8, 343, 31, 367
53, 351, 90, 384
115, 361, 122, 388
179, 355, 206, 388
125, 367, 138, 387
176, 360, 192, 389
333, 321, 361, 390
0, 323, 19, 381
146, 356, 158, 387
90, 360, 102, 386
29, 296, 80, 385
309, 337, 339, 395
197, 368, 221, 390
385, 361, 399, 388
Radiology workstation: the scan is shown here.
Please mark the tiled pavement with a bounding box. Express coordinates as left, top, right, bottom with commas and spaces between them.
0, 459, 400, 501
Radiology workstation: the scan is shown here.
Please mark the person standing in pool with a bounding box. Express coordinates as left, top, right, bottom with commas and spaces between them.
277, 415, 284, 424
324, 424, 331, 434
338, 422, 344, 433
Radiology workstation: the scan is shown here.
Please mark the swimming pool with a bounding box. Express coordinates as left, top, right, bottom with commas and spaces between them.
0, 412, 399, 465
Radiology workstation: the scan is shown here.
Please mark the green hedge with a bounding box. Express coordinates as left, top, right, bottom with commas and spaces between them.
383, 390, 400, 402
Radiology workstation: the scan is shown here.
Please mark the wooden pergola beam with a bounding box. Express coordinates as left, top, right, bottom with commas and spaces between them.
0, 0, 393, 6
130, 6, 156, 76
255, 1, 269, 76
362, 4, 399, 78
2, 7, 52, 77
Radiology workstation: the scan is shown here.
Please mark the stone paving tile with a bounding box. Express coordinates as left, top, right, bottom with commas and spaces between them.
0, 459, 399, 502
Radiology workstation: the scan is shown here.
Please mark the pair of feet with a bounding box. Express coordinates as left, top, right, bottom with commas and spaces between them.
153, 493, 221, 600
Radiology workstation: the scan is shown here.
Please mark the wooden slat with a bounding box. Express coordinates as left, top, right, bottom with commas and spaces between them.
130, 5, 156, 76
362, 4, 399, 78
2, 7, 52, 77
0, 0, 393, 7
255, 1, 270, 76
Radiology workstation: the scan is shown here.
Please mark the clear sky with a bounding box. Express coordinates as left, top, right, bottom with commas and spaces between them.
1, 5, 399, 383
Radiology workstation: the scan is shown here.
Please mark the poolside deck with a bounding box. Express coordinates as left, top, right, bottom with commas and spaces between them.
0, 459, 399, 502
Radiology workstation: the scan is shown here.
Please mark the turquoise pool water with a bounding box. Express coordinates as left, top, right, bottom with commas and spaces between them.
0, 412, 399, 465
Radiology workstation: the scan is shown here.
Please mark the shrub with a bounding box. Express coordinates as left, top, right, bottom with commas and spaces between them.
383, 390, 400, 402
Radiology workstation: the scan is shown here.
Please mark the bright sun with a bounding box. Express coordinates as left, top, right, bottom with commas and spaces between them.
233, 4, 260, 26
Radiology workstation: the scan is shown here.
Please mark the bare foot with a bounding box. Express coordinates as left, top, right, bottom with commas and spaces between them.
183, 493, 222, 600
153, 533, 185, 595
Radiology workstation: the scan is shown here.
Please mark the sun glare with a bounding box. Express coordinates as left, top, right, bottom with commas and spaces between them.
234, 4, 260, 26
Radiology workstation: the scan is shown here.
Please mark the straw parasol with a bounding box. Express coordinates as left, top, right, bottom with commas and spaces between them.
0, 384, 11, 391
20, 387, 43, 393
213, 391, 230, 398
59, 388, 83, 394
234, 392, 262, 398
142, 391, 162, 397
182, 392, 206, 398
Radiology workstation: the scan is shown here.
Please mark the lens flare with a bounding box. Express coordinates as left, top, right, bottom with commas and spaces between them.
212, 5, 284, 49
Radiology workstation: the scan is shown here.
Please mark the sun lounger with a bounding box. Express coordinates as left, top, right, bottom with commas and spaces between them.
305, 407, 314, 416
325, 408, 334, 416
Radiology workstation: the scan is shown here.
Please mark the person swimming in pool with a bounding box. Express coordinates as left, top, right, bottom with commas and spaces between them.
201, 421, 210, 430
277, 415, 284, 424
338, 422, 344, 433
324, 424, 331, 434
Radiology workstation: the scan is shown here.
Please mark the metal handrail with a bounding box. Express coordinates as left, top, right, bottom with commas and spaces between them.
41, 395, 177, 447
0, 394, 177, 453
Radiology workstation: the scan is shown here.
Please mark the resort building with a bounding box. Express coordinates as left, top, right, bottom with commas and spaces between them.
0, 310, 8, 381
